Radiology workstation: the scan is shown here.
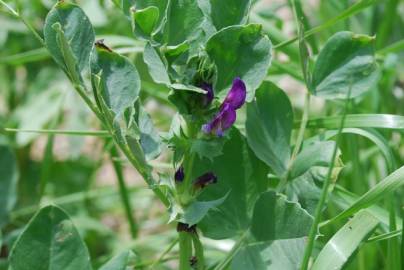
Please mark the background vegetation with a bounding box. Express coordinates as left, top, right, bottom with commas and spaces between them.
0, 0, 404, 269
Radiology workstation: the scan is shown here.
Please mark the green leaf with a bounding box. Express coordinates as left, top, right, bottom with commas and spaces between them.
132, 6, 160, 40
246, 82, 293, 177
90, 47, 140, 117
196, 129, 267, 239
206, 24, 272, 101
190, 138, 225, 161
133, 103, 161, 161
231, 238, 306, 270
9, 205, 92, 270
303, 114, 404, 130
285, 141, 342, 215
181, 193, 229, 226
44, 2, 94, 73
131, 0, 168, 41
0, 144, 18, 228
311, 31, 379, 99
312, 210, 379, 270
324, 165, 404, 226
209, 0, 251, 30
306, 128, 396, 173
99, 250, 135, 270
143, 42, 170, 85
162, 0, 204, 46
251, 191, 313, 241
290, 141, 340, 179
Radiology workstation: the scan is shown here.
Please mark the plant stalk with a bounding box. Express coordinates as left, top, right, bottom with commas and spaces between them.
300, 90, 351, 270
110, 146, 139, 238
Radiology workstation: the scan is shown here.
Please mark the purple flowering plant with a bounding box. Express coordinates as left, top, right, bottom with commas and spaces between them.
2, 1, 399, 270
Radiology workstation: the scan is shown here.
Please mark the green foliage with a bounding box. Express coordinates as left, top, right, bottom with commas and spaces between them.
44, 2, 94, 74
251, 191, 313, 241
0, 144, 18, 228
206, 24, 272, 101
99, 250, 135, 270
311, 31, 379, 99
312, 210, 379, 270
9, 205, 92, 270
209, 0, 251, 30
246, 82, 293, 176
1, 0, 404, 269
90, 46, 140, 118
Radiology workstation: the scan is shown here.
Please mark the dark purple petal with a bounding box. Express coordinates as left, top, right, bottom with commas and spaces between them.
193, 172, 217, 189
200, 83, 214, 107
222, 77, 246, 110
202, 103, 236, 136
177, 222, 196, 233
175, 166, 184, 182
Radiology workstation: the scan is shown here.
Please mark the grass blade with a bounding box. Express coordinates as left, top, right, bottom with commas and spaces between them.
300, 114, 404, 130
322, 165, 404, 227
312, 210, 379, 270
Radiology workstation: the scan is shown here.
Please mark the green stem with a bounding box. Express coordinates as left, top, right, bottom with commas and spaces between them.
179, 231, 193, 270
3, 128, 109, 137
38, 112, 61, 199
110, 146, 139, 238
191, 234, 205, 270
135, 256, 178, 268
300, 90, 352, 270
0, 0, 45, 45
214, 230, 248, 270
11, 185, 141, 219
401, 207, 404, 269
149, 238, 179, 269
367, 229, 402, 243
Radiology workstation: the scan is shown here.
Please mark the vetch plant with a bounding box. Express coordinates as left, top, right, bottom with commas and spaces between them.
0, 0, 404, 270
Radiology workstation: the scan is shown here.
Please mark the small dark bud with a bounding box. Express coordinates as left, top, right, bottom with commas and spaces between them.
190, 256, 198, 268
175, 166, 185, 183
200, 82, 214, 107
177, 222, 197, 234
193, 172, 217, 189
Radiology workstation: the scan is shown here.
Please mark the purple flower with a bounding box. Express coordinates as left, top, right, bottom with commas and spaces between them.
200, 83, 214, 107
193, 172, 218, 189
175, 166, 185, 183
222, 77, 246, 110
202, 103, 236, 136
202, 78, 246, 136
